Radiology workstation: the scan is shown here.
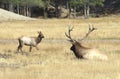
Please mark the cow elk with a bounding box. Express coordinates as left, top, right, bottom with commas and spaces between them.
17, 31, 44, 54
65, 25, 108, 60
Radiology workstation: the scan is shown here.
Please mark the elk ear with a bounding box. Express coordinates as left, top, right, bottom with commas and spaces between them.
38, 31, 41, 34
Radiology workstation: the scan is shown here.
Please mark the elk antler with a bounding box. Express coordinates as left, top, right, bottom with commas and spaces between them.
65, 26, 76, 43
79, 24, 97, 41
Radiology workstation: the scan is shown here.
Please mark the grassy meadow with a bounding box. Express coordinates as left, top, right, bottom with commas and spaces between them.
0, 16, 120, 79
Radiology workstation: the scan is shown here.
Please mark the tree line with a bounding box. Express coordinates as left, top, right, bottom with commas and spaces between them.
0, 0, 119, 18
0, 0, 44, 17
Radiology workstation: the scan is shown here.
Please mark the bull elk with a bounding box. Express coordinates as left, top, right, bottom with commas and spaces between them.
65, 25, 108, 60
17, 31, 44, 54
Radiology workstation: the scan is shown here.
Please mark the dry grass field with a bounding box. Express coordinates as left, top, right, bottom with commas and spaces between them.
0, 16, 120, 79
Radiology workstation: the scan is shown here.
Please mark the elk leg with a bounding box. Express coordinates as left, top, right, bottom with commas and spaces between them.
17, 45, 19, 52
29, 46, 32, 52
17, 42, 23, 53
20, 48, 24, 54
17, 45, 24, 54
19, 45, 23, 54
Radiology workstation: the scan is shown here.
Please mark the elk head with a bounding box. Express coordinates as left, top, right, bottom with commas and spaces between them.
65, 24, 106, 60
38, 31, 44, 39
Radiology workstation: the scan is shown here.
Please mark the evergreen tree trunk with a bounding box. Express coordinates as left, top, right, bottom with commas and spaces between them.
66, 1, 70, 18
43, 1, 47, 18
9, 2, 14, 12
44, 8, 47, 18
86, 4, 89, 18
24, 6, 26, 16
73, 6, 76, 18
16, 4, 20, 14
26, 4, 29, 16
84, 0, 90, 19
84, 3, 87, 18
29, 7, 31, 17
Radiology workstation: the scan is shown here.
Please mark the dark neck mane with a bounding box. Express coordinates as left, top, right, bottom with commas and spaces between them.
76, 42, 91, 49
35, 36, 42, 44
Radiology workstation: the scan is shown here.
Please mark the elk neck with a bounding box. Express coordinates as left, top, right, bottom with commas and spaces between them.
71, 41, 84, 59
74, 41, 91, 49
35, 36, 43, 44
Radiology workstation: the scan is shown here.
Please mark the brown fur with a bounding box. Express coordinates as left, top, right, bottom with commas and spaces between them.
70, 41, 108, 60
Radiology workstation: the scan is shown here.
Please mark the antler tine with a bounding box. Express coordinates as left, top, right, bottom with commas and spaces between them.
68, 26, 74, 37
65, 26, 76, 42
65, 26, 73, 39
89, 24, 97, 31
79, 24, 97, 41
